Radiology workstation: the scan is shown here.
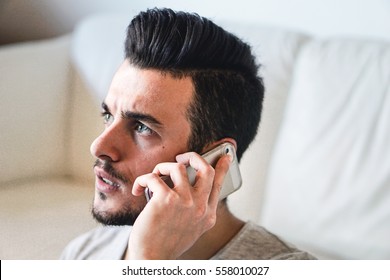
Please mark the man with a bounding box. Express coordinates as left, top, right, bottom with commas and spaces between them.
61, 8, 314, 260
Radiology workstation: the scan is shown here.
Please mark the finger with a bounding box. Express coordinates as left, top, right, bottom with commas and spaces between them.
176, 152, 215, 196
152, 162, 189, 189
208, 154, 232, 206
175, 152, 203, 170
132, 173, 170, 197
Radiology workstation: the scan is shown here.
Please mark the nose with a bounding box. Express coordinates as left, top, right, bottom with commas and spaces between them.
90, 125, 122, 162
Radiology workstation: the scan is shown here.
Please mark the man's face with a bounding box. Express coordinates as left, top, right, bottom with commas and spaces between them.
90, 60, 193, 225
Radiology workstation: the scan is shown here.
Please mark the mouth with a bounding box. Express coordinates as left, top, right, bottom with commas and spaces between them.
95, 168, 124, 193
99, 176, 121, 187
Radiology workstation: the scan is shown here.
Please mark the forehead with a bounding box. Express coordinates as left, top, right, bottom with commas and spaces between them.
106, 60, 194, 122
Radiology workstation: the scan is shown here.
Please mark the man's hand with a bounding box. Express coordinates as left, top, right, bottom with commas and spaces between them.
125, 152, 231, 259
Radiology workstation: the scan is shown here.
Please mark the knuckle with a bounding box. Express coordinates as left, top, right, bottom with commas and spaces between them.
177, 163, 187, 174
149, 173, 160, 182
184, 197, 195, 209
215, 180, 223, 191
194, 204, 207, 219
203, 164, 215, 177
164, 192, 179, 205
153, 162, 164, 172
205, 213, 217, 229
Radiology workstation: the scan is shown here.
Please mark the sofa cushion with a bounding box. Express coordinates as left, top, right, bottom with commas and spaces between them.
0, 36, 72, 184
261, 38, 390, 259
0, 178, 96, 259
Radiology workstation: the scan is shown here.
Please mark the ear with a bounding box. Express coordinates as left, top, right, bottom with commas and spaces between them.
202, 138, 237, 153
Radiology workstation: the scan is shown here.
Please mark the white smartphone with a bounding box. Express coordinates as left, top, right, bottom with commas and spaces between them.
145, 142, 242, 202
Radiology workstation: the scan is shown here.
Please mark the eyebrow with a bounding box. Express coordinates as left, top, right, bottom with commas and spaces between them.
101, 102, 163, 127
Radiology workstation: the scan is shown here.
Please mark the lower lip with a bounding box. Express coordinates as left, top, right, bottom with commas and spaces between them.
95, 176, 121, 194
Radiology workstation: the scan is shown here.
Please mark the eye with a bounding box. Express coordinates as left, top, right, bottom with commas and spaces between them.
135, 122, 154, 136
101, 112, 114, 125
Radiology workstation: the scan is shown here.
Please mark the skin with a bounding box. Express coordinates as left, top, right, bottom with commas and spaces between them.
90, 59, 244, 259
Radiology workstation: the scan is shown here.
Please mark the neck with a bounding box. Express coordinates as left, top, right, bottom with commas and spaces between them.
178, 202, 245, 260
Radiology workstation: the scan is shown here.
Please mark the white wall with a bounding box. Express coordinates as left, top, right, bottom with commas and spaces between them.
1, 0, 389, 44
138, 0, 390, 41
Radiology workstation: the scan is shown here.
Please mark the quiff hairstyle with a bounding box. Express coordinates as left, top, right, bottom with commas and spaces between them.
125, 8, 264, 161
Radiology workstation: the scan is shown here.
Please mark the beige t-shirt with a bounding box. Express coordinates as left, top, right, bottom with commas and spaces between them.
60, 222, 315, 260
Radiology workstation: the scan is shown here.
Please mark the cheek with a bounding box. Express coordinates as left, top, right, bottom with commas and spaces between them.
123, 150, 164, 179
154, 144, 185, 162
135, 146, 178, 173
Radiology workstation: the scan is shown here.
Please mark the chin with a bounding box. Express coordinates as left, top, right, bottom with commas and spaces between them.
91, 192, 143, 226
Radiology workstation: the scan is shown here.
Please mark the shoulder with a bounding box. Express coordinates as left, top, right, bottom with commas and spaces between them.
60, 226, 131, 260
213, 222, 316, 260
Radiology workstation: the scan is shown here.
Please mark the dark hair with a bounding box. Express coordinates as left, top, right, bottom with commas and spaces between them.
125, 8, 264, 161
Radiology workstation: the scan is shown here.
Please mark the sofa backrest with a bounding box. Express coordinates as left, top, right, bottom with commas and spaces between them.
0, 36, 73, 185
261, 37, 390, 259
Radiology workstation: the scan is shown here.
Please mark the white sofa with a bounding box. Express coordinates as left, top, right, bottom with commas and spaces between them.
1, 14, 389, 260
